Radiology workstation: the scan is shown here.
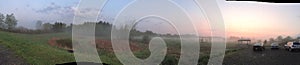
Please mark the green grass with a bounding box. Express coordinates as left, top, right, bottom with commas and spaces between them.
0, 31, 131, 65
99, 52, 122, 65
0, 30, 242, 65
0, 31, 75, 65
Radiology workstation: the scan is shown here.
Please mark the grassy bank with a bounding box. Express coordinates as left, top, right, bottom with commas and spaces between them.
0, 31, 74, 65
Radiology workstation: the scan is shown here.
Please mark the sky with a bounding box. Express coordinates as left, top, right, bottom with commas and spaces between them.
0, 0, 300, 40
218, 1, 300, 39
0, 0, 78, 28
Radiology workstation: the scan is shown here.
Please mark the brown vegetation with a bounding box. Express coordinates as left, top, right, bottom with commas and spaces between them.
48, 37, 143, 53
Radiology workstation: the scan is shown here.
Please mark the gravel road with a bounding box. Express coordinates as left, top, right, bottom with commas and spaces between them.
223, 46, 300, 65
0, 45, 28, 65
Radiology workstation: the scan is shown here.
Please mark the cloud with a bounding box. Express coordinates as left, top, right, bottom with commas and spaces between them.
35, 2, 100, 18
33, 3, 77, 24
72, 7, 102, 24
34, 2, 104, 24
26, 4, 30, 7
74, 8, 99, 18
35, 4, 62, 14
35, 2, 76, 16
51, 2, 55, 5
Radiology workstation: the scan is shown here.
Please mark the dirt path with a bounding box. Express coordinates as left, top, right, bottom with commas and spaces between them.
223, 46, 300, 65
0, 45, 28, 65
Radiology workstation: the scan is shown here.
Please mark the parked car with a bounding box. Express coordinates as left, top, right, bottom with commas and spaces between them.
253, 43, 265, 51
271, 43, 279, 49
284, 42, 300, 51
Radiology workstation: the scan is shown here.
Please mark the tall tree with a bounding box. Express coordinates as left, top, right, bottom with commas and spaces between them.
36, 20, 43, 30
276, 36, 283, 42
142, 35, 150, 44
145, 30, 154, 35
42, 23, 53, 31
52, 22, 66, 32
297, 36, 300, 41
283, 36, 293, 42
4, 13, 17, 30
269, 38, 275, 43
0, 13, 5, 29
263, 40, 267, 44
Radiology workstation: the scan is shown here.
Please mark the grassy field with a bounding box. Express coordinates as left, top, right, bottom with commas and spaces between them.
0, 31, 75, 65
0, 30, 241, 65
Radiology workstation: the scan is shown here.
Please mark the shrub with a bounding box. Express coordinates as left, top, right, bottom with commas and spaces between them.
161, 55, 178, 65
198, 55, 210, 65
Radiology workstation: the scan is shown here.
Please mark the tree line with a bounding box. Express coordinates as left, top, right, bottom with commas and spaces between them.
268, 35, 300, 45
35, 21, 71, 33
0, 12, 176, 41
0, 13, 71, 34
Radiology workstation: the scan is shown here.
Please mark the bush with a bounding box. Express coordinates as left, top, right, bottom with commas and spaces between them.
161, 55, 178, 65
198, 55, 210, 65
